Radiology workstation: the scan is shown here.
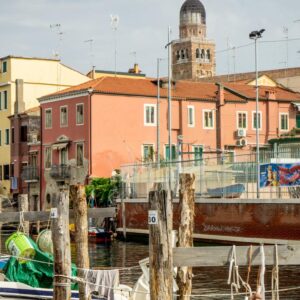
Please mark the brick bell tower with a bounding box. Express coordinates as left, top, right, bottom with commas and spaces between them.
172, 0, 216, 80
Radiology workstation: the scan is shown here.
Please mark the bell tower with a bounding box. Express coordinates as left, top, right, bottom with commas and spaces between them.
172, 0, 216, 80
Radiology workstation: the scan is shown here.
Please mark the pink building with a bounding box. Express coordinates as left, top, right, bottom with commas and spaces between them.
38, 77, 300, 209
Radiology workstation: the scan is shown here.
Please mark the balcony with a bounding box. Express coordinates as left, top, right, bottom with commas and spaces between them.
21, 166, 39, 182
50, 164, 71, 181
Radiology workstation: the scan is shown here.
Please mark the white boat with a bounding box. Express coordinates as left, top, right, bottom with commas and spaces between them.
0, 275, 131, 300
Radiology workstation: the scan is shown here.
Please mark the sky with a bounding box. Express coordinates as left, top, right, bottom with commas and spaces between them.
1, 0, 300, 78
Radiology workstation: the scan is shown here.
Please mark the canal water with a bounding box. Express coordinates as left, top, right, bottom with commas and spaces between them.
79, 240, 300, 300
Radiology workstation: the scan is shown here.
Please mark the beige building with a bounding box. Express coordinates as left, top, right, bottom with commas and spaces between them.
0, 56, 89, 195
172, 0, 216, 80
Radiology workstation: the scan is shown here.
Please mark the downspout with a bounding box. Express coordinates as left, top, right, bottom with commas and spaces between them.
39, 105, 43, 211
88, 89, 93, 182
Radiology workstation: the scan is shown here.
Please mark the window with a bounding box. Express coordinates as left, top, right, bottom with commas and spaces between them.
0, 130, 1, 146
252, 112, 262, 130
45, 109, 52, 129
5, 129, 9, 145
20, 126, 27, 142
280, 113, 289, 131
2, 61, 7, 73
165, 144, 177, 161
10, 164, 15, 178
60, 148, 68, 165
196, 48, 200, 59
237, 112, 247, 129
203, 110, 214, 129
143, 144, 154, 162
206, 49, 211, 61
45, 147, 52, 169
76, 104, 84, 125
11, 128, 14, 144
3, 91, 7, 110
76, 143, 84, 166
0, 165, 2, 180
188, 106, 195, 127
223, 151, 235, 164
297, 114, 300, 129
193, 145, 203, 165
3, 164, 9, 180
60, 106, 68, 127
144, 104, 156, 126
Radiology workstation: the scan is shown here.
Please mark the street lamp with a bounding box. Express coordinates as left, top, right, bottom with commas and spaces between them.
249, 29, 265, 199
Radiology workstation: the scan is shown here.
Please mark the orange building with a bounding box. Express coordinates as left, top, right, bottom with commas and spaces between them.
38, 76, 300, 208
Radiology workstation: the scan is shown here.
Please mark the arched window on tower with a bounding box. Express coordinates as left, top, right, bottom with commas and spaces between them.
181, 49, 185, 59
201, 49, 205, 60
185, 49, 189, 59
207, 49, 211, 61
196, 48, 200, 59
176, 51, 180, 61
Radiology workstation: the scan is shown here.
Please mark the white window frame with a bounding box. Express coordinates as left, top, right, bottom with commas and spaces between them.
203, 109, 214, 129
45, 108, 52, 129
76, 143, 84, 167
236, 111, 248, 130
144, 104, 156, 126
252, 111, 262, 131
187, 105, 195, 127
60, 105, 68, 127
164, 144, 177, 160
44, 147, 52, 169
142, 144, 155, 162
76, 103, 84, 125
279, 112, 289, 131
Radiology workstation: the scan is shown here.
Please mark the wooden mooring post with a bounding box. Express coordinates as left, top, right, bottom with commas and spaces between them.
176, 173, 195, 300
149, 184, 173, 300
52, 191, 71, 300
71, 185, 90, 300
18, 194, 29, 235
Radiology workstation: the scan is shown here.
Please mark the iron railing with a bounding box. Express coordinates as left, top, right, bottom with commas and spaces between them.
21, 166, 39, 182
50, 164, 71, 181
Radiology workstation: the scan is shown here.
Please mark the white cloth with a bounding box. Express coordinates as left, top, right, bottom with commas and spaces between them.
84, 269, 119, 300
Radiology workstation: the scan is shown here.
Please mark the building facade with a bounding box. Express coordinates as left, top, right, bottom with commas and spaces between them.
0, 56, 89, 195
172, 0, 216, 80
38, 76, 300, 208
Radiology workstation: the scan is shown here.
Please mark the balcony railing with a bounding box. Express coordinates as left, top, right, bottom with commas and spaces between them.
50, 164, 71, 181
21, 166, 39, 182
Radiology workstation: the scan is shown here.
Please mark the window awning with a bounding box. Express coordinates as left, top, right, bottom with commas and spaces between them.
292, 102, 300, 111
52, 142, 68, 150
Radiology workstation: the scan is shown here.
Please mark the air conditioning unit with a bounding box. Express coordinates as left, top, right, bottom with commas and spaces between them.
236, 129, 247, 138
236, 139, 247, 147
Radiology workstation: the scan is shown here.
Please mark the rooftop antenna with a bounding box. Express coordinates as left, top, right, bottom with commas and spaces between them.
130, 51, 137, 64
110, 14, 119, 76
84, 38, 95, 72
283, 26, 289, 87
50, 24, 64, 59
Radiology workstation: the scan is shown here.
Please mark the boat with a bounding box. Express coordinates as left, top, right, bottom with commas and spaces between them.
207, 183, 245, 198
88, 226, 113, 244
0, 278, 131, 299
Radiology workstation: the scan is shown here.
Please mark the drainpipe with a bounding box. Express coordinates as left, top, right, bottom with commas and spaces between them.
88, 89, 94, 182
39, 105, 43, 211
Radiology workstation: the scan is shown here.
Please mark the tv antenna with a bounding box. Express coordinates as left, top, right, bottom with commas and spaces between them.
50, 24, 64, 59
84, 38, 95, 71
110, 14, 119, 76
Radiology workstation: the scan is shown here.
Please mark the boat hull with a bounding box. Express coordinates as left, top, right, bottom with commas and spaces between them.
116, 198, 300, 244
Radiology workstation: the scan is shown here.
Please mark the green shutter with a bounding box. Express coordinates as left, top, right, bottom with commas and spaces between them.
297, 115, 300, 129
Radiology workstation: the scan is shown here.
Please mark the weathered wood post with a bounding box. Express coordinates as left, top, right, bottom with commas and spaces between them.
70, 185, 90, 300
176, 173, 195, 300
52, 191, 71, 300
18, 194, 29, 235
149, 183, 173, 300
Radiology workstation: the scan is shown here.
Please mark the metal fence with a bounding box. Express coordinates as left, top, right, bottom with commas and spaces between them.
120, 149, 300, 200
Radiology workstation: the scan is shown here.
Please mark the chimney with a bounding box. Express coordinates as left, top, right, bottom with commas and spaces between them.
128, 63, 141, 74
14, 79, 25, 115
216, 84, 225, 106
265, 90, 276, 100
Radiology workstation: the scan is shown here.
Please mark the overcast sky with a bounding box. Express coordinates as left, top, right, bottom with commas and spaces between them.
1, 0, 300, 77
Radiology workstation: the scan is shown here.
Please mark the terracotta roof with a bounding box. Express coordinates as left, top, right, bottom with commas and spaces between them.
39, 76, 300, 102
24, 106, 40, 114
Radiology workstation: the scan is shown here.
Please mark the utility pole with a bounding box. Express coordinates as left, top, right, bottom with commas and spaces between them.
52, 191, 71, 300
176, 173, 195, 300
71, 185, 90, 300
149, 183, 173, 300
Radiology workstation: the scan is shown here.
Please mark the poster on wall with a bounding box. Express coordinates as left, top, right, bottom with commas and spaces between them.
260, 163, 300, 188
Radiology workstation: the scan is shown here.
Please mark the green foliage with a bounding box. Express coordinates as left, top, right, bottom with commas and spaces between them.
85, 174, 121, 207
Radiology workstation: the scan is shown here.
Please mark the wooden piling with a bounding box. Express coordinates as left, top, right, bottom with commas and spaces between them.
71, 185, 90, 300
52, 191, 71, 300
18, 194, 29, 235
176, 173, 195, 300
149, 184, 173, 300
